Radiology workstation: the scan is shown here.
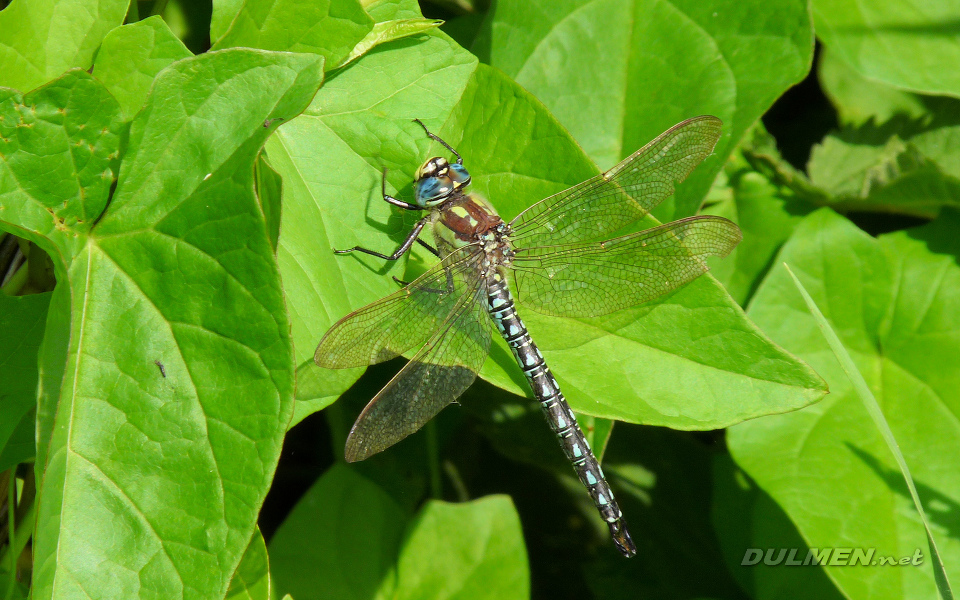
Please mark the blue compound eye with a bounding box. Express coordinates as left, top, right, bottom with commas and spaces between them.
448, 163, 471, 186
415, 177, 452, 207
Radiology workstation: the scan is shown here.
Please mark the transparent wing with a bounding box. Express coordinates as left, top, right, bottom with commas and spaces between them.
509, 116, 722, 247
315, 245, 483, 369
510, 215, 741, 318
344, 281, 491, 462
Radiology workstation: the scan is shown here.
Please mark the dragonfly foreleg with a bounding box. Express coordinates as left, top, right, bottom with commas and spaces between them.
380, 168, 421, 210
335, 216, 430, 261
413, 119, 463, 165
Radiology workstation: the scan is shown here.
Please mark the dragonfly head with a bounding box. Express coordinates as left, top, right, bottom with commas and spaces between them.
414, 157, 471, 208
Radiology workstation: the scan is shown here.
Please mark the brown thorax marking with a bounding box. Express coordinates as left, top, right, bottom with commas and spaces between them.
438, 195, 504, 243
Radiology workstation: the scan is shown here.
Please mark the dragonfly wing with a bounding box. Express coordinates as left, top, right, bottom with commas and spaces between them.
510, 215, 741, 318
315, 246, 484, 369
509, 116, 722, 247
344, 281, 491, 462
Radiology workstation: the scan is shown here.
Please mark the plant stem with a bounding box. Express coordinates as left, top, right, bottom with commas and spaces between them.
150, 0, 169, 17
126, 0, 139, 22
425, 421, 441, 499
3, 467, 16, 600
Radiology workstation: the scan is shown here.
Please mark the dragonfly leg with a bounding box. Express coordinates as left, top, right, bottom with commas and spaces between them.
390, 275, 449, 296
416, 238, 441, 258
381, 168, 421, 210
390, 239, 444, 287
335, 216, 429, 260
392, 265, 454, 297
413, 119, 463, 165
392, 251, 455, 296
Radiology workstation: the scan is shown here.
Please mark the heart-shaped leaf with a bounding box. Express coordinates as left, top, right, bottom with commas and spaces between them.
0, 49, 323, 600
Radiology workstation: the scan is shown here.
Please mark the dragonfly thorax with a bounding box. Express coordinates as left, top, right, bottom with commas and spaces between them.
414, 157, 471, 208
434, 194, 508, 254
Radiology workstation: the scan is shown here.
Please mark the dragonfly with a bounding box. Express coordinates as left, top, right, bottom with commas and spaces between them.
315, 116, 741, 557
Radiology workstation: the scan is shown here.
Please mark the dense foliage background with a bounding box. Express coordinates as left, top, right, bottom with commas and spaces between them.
0, 0, 957, 599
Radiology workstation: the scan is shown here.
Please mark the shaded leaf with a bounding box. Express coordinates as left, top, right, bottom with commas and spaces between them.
271, 464, 529, 600
818, 46, 960, 127
711, 453, 844, 599
267, 463, 415, 600
807, 132, 960, 218
582, 427, 744, 598
0, 291, 51, 471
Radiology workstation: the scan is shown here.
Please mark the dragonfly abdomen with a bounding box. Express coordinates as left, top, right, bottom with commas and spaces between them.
484, 273, 637, 557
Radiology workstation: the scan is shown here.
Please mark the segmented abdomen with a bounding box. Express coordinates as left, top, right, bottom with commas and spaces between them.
484, 271, 633, 552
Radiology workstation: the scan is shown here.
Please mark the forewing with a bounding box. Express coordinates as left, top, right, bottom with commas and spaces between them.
344, 281, 491, 462
509, 116, 722, 247
510, 216, 741, 318
315, 246, 483, 368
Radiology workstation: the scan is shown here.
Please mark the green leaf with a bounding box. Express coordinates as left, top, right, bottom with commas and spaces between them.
92, 16, 194, 120
813, 0, 960, 98
817, 48, 960, 191
225, 528, 272, 600
807, 131, 960, 218
365, 0, 426, 22
474, 0, 814, 220
268, 463, 413, 600
270, 464, 529, 600
0, 72, 122, 247
281, 37, 824, 433
0, 291, 51, 471
338, 18, 445, 69
703, 153, 814, 307
265, 30, 477, 425
0, 50, 323, 600
211, 0, 374, 69
818, 47, 953, 127
740, 119, 960, 220
211, 0, 247, 42
0, 0, 129, 92
783, 263, 954, 599
392, 496, 529, 600
425, 65, 823, 430
729, 208, 960, 598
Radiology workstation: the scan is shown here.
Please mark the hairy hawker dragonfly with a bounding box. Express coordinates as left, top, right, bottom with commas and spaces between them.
314, 116, 741, 557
